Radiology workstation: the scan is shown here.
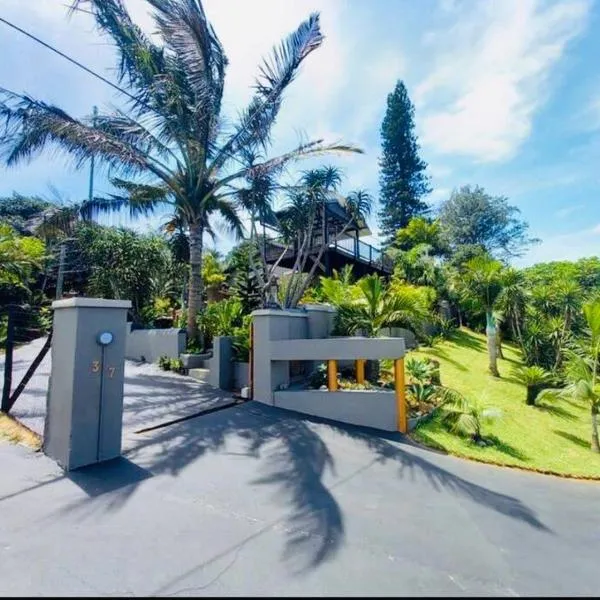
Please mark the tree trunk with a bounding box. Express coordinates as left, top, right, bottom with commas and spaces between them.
486, 311, 500, 377
187, 223, 204, 345
526, 385, 539, 406
591, 406, 600, 453
496, 329, 504, 360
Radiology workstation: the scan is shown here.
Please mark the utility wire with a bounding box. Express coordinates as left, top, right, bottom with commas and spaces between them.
0, 14, 251, 173
0, 15, 144, 108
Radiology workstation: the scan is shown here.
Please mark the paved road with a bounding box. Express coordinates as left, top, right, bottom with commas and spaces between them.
1, 337, 233, 435
1, 401, 599, 596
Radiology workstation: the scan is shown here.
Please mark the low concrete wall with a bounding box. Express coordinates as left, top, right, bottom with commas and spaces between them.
273, 389, 398, 431
233, 362, 249, 390
125, 326, 186, 363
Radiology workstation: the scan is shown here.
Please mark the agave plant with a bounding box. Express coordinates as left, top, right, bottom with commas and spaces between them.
511, 365, 554, 406
0, 0, 361, 342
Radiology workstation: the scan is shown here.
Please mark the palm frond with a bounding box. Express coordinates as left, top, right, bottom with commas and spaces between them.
212, 12, 324, 167
146, 0, 226, 129
253, 140, 363, 177
210, 195, 244, 240
0, 90, 152, 175
70, 0, 166, 108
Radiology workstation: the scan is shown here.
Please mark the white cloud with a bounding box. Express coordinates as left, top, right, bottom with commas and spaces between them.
555, 204, 585, 218
415, 0, 591, 162
516, 223, 600, 266
428, 187, 451, 205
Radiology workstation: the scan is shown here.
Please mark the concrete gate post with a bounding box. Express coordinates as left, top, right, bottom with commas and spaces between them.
43, 298, 131, 471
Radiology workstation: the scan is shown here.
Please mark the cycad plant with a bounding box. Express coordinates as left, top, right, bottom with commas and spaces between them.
538, 299, 600, 452
439, 388, 501, 445
0, 0, 360, 341
511, 365, 554, 406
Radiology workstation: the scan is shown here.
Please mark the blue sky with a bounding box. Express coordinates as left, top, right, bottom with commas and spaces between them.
0, 0, 599, 266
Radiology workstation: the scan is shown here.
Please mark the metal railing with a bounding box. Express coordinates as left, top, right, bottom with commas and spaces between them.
263, 236, 393, 273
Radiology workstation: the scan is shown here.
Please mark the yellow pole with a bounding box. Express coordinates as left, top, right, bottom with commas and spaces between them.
355, 359, 365, 384
327, 359, 338, 391
395, 357, 407, 433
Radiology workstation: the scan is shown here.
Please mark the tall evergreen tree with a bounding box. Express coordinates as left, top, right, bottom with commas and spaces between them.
378, 81, 431, 245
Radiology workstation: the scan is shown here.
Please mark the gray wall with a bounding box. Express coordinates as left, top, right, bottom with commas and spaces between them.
125, 326, 186, 363
274, 389, 398, 431
251, 306, 405, 426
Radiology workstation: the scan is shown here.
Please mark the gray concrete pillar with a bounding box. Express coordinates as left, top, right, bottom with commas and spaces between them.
44, 298, 131, 471
207, 336, 233, 390
251, 309, 308, 405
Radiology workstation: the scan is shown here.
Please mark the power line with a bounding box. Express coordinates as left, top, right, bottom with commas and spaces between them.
0, 14, 259, 178
0, 15, 144, 107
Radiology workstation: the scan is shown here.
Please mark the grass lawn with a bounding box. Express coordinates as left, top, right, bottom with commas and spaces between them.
410, 328, 600, 479
0, 412, 41, 450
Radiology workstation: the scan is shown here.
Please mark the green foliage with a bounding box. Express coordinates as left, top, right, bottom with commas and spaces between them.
439, 388, 501, 443
393, 217, 445, 254
158, 355, 171, 370
201, 298, 244, 346
537, 298, 600, 451
378, 80, 431, 243
169, 357, 185, 374
438, 185, 536, 259
0, 193, 52, 234
231, 315, 252, 362
227, 241, 263, 313
0, 223, 46, 302
308, 364, 328, 389
74, 224, 172, 325
202, 252, 226, 290
0, 2, 360, 340
335, 274, 429, 337
406, 356, 435, 383
511, 365, 554, 405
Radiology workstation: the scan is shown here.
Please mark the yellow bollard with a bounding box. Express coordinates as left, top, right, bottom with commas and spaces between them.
327, 359, 338, 391
394, 357, 407, 433
355, 359, 365, 384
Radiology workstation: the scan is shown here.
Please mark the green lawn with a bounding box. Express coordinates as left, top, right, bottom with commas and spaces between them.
410, 328, 600, 479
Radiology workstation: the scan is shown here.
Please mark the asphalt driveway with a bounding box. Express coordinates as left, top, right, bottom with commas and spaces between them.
1, 337, 233, 436
1, 401, 599, 596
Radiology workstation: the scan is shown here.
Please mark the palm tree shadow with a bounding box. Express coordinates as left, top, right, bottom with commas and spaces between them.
47, 401, 551, 580
553, 429, 589, 449
536, 402, 578, 421
421, 347, 468, 372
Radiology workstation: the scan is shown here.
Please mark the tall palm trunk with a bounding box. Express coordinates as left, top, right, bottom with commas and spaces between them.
187, 222, 204, 344
486, 311, 500, 377
591, 405, 600, 453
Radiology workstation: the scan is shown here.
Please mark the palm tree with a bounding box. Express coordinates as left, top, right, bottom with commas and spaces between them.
458, 256, 505, 376
497, 267, 527, 350
539, 299, 600, 452
552, 280, 582, 369
0, 0, 360, 341
276, 167, 371, 308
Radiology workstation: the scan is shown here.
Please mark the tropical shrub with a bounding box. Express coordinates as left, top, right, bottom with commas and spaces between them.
511, 365, 554, 405
438, 388, 501, 445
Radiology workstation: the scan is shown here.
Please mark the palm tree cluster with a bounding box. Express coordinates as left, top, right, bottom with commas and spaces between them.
0, 0, 361, 342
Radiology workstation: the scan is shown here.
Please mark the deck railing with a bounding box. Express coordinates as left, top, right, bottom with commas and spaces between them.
263, 236, 393, 273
